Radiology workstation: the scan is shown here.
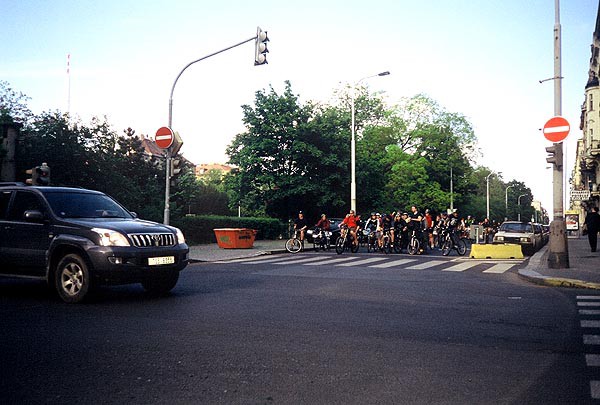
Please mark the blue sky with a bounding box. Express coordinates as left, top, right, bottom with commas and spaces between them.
1, 0, 598, 213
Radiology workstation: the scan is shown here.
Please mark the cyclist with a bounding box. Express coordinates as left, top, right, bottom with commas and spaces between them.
408, 206, 426, 253
294, 211, 308, 247
315, 213, 331, 231
363, 213, 379, 248
381, 212, 395, 247
447, 210, 461, 246
399, 212, 410, 251
342, 209, 359, 247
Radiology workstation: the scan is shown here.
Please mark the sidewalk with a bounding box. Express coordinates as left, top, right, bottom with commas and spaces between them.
518, 236, 600, 289
188, 239, 286, 262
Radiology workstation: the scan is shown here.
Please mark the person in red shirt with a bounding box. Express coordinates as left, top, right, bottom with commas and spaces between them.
342, 209, 359, 247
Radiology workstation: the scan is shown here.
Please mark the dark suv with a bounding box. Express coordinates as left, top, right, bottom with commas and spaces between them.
0, 184, 189, 303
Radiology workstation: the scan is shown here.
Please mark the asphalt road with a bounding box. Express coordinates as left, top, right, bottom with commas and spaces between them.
0, 251, 597, 404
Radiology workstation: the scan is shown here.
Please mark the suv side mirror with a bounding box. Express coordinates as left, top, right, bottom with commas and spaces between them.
130, 212, 138, 218
23, 210, 45, 222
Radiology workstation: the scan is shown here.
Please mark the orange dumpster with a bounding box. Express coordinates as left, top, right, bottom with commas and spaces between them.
213, 228, 257, 249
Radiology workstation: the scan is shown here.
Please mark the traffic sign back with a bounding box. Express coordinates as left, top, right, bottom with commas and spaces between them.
543, 116, 570, 142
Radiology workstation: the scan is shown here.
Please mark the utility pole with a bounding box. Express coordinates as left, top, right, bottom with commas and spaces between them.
547, 0, 569, 268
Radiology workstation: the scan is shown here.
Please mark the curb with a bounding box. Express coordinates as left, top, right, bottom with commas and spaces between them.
189, 248, 287, 263
517, 246, 600, 290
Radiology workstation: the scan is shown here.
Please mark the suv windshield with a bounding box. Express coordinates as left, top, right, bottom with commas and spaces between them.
43, 192, 132, 219
499, 222, 532, 233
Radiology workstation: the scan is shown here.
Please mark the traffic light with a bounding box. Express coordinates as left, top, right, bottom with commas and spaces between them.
170, 158, 182, 178
36, 163, 51, 186
25, 167, 36, 185
254, 26, 269, 66
545, 143, 563, 169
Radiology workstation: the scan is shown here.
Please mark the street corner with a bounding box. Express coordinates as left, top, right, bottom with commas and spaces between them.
518, 268, 600, 290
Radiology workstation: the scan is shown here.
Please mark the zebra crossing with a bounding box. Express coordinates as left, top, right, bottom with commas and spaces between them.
577, 295, 600, 400
216, 253, 522, 274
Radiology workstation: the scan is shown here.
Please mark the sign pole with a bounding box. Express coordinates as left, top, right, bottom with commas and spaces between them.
548, 0, 569, 268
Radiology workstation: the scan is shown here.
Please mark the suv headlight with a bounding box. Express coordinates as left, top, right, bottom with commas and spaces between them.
520, 237, 530, 243
175, 227, 186, 244
495, 236, 504, 242
92, 228, 130, 247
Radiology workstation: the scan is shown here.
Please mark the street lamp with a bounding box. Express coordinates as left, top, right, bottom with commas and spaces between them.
485, 171, 502, 220
505, 184, 515, 220
350, 70, 390, 212
518, 194, 527, 221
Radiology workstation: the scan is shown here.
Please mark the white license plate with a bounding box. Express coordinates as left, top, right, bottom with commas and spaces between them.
148, 256, 175, 266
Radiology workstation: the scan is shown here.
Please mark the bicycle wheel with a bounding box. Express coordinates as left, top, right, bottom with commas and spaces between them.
285, 238, 302, 254
456, 239, 467, 256
408, 237, 420, 255
382, 238, 390, 254
335, 237, 345, 254
351, 240, 359, 253
441, 238, 452, 256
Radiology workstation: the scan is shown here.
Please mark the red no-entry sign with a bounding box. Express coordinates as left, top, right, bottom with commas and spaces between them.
543, 116, 570, 142
155, 126, 174, 149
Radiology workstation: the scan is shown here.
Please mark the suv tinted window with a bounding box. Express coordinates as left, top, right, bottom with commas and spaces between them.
7, 191, 45, 221
43, 191, 132, 219
0, 190, 12, 220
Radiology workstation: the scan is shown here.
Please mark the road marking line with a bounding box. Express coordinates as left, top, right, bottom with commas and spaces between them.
442, 261, 480, 272
405, 260, 446, 270
591, 381, 600, 399
579, 302, 600, 307
583, 335, 600, 345
240, 256, 303, 264
369, 259, 417, 268
277, 256, 331, 265
578, 296, 600, 300
222, 255, 290, 263
587, 354, 600, 367
580, 310, 600, 315
582, 320, 600, 328
304, 257, 356, 266
482, 263, 515, 274
336, 257, 388, 267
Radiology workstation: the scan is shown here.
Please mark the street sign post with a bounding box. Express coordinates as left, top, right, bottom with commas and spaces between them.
543, 116, 570, 142
155, 127, 174, 149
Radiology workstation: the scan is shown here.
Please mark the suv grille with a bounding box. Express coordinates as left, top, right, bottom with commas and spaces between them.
129, 233, 176, 248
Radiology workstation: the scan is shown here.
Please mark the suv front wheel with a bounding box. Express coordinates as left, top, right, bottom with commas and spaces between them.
55, 253, 91, 303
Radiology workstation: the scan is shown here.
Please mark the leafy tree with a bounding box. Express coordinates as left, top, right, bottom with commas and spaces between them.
0, 80, 33, 124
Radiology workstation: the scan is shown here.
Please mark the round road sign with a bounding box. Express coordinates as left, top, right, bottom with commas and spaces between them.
155, 126, 174, 149
543, 116, 570, 142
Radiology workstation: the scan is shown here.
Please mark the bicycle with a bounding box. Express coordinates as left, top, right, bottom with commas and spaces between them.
366, 229, 379, 253
441, 229, 467, 256
311, 227, 330, 251
407, 230, 421, 255
380, 229, 393, 254
335, 226, 359, 254
285, 230, 304, 254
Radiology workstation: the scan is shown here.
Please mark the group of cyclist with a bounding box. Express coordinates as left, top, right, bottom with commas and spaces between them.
294, 206, 469, 254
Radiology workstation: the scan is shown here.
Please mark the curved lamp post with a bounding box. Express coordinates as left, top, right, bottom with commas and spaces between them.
350, 71, 390, 212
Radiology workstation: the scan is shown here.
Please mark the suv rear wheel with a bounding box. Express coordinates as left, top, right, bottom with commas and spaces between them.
141, 270, 179, 296
55, 253, 91, 303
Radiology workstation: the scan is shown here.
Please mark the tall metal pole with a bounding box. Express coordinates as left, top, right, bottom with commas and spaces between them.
548, 0, 569, 268
163, 35, 256, 225
350, 71, 390, 213
486, 172, 493, 220
505, 185, 514, 220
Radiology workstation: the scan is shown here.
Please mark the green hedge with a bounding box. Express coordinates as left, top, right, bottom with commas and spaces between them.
172, 215, 286, 245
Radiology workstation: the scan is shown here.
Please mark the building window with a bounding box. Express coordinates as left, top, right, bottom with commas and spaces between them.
591, 94, 595, 111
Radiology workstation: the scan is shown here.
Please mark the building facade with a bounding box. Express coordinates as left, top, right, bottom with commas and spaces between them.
572, 7, 600, 220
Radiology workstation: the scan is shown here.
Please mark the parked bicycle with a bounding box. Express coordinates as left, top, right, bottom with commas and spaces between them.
335, 226, 359, 254
441, 230, 467, 256
407, 230, 421, 255
285, 230, 304, 254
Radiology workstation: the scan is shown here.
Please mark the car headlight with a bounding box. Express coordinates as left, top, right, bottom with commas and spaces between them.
92, 228, 130, 247
495, 236, 504, 242
175, 227, 186, 244
520, 237, 530, 243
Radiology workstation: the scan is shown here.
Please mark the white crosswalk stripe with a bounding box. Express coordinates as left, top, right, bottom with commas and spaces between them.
483, 263, 515, 274
336, 257, 388, 267
442, 261, 480, 272
217, 254, 520, 274
405, 260, 446, 270
369, 259, 417, 268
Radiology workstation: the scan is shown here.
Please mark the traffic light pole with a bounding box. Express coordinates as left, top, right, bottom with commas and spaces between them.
548, 0, 569, 268
163, 31, 265, 225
